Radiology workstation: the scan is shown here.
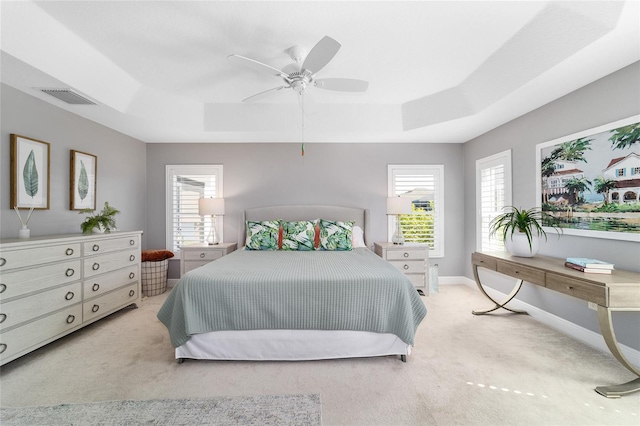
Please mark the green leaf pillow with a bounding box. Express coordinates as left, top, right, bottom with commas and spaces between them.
245, 220, 281, 250
319, 219, 354, 251
281, 220, 316, 251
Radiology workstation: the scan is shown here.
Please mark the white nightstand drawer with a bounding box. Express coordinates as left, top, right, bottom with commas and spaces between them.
389, 260, 424, 274
386, 249, 427, 261
405, 273, 426, 288
183, 250, 223, 262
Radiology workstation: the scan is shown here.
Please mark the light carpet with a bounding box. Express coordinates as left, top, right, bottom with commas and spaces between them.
0, 394, 322, 426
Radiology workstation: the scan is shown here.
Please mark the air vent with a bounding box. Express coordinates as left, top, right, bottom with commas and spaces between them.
39, 89, 97, 105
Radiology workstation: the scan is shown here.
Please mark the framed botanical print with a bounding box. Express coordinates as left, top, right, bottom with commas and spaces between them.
70, 150, 97, 210
10, 134, 50, 209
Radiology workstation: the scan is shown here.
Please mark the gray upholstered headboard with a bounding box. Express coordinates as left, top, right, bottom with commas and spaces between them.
240, 205, 370, 247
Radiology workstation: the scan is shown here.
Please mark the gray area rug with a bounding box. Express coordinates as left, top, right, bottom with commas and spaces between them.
0, 394, 322, 426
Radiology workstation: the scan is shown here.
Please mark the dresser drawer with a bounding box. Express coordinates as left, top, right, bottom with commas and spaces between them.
496, 261, 545, 286
0, 243, 81, 272
183, 250, 222, 262
389, 260, 424, 274
386, 248, 427, 261
0, 304, 82, 363
0, 282, 82, 330
83, 249, 139, 278
183, 260, 213, 274
83, 283, 138, 323
546, 273, 607, 305
83, 235, 139, 256
472, 252, 497, 270
0, 259, 81, 301
83, 265, 138, 298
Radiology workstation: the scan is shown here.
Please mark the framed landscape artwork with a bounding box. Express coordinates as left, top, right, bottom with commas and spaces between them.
536, 115, 640, 242
10, 134, 50, 209
70, 150, 97, 210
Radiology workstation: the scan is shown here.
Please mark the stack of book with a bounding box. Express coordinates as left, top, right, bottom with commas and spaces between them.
565, 257, 614, 274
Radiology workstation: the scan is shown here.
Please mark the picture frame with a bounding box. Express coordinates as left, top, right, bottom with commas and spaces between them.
536, 115, 640, 242
70, 150, 97, 210
10, 134, 50, 210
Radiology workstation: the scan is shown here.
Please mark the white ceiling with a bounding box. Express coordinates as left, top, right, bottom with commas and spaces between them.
1, 1, 638, 143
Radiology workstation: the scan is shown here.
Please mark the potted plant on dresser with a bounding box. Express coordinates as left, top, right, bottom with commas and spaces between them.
488, 206, 561, 257
80, 201, 120, 234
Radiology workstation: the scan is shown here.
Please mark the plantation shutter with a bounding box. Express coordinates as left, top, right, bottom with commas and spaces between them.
166, 165, 223, 252
388, 165, 444, 258
476, 151, 511, 252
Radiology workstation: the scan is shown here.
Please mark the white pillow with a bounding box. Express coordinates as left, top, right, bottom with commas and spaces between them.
351, 225, 366, 248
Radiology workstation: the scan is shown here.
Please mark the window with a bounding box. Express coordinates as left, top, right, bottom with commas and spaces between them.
616, 168, 626, 177
476, 150, 512, 252
388, 165, 444, 258
166, 165, 223, 253
632, 167, 640, 175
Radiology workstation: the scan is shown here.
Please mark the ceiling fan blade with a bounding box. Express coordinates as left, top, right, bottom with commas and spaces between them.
314, 78, 369, 92
228, 54, 286, 78
242, 85, 288, 102
302, 36, 341, 74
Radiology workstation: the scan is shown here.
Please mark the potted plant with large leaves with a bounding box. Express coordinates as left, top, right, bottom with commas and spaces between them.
80, 201, 120, 234
489, 206, 561, 257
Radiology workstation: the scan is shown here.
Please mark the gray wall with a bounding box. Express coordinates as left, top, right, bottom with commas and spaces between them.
463, 61, 640, 350
1, 84, 147, 242
146, 142, 464, 279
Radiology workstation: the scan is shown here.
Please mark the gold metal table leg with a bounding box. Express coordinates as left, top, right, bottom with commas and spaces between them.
595, 305, 640, 398
472, 264, 527, 316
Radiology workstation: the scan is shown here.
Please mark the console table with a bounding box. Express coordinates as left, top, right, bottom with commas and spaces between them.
471, 251, 640, 398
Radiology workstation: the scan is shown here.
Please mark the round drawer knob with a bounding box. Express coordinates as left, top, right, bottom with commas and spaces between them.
403, 252, 409, 258
129, 255, 135, 262
92, 244, 100, 252
65, 268, 75, 277
91, 304, 100, 313
0, 343, 7, 354
65, 248, 74, 256
129, 272, 135, 279
92, 283, 100, 292
66, 315, 75, 324
92, 263, 100, 271
0, 313, 7, 324
130, 239, 135, 245
0, 284, 6, 294
200, 253, 205, 258
65, 291, 75, 301
403, 264, 409, 270
0, 258, 6, 267
129, 290, 135, 297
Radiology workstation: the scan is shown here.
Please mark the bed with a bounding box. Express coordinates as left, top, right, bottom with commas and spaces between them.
157, 205, 427, 363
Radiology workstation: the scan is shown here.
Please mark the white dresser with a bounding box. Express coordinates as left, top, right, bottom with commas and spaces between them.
180, 242, 237, 276
0, 231, 142, 365
374, 242, 429, 293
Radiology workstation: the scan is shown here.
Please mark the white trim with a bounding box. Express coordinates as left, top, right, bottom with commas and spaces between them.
459, 277, 640, 367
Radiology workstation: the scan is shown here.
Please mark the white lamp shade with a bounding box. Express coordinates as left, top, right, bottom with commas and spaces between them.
386, 196, 412, 215
198, 198, 225, 216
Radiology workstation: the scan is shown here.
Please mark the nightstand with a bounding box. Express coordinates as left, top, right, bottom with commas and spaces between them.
180, 242, 237, 276
374, 242, 428, 293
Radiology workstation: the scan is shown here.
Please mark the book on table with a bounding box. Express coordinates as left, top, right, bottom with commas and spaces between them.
565, 257, 614, 269
564, 261, 612, 274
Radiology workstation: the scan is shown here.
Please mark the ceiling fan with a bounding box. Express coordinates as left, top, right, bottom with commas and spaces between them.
228, 36, 369, 102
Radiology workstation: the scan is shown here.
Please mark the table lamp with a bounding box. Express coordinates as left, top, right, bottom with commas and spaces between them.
198, 197, 225, 245
387, 196, 412, 245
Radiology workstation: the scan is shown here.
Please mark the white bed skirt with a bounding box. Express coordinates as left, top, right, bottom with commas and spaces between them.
175, 329, 411, 361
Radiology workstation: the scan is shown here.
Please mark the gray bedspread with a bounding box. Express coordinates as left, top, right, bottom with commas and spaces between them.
157, 248, 427, 348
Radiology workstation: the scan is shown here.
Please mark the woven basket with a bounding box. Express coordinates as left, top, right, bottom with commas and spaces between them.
141, 259, 169, 296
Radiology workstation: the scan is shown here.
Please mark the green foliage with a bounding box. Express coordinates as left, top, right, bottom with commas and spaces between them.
609, 123, 640, 150
80, 201, 120, 234
399, 205, 434, 247
489, 206, 561, 250
23, 150, 39, 197
592, 202, 640, 213
78, 160, 89, 200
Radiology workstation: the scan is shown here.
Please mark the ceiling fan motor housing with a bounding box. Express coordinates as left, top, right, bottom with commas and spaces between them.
287, 71, 313, 93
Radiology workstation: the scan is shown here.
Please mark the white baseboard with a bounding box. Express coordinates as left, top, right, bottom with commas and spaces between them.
454, 276, 640, 367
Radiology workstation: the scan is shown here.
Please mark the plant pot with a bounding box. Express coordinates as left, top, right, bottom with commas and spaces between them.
505, 232, 539, 257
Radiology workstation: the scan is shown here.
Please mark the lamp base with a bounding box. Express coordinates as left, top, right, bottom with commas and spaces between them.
206, 215, 221, 245
392, 215, 405, 245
